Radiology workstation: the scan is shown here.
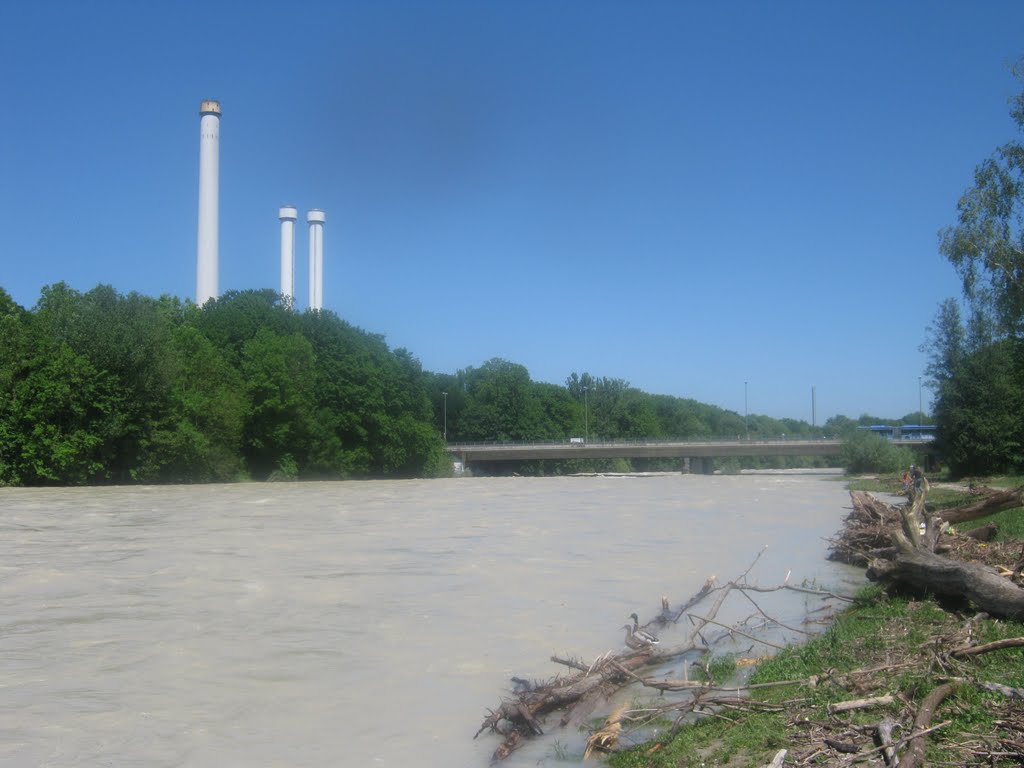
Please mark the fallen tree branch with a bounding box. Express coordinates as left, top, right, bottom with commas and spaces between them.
827, 694, 895, 714
939, 487, 1024, 525
899, 683, 959, 768
867, 549, 1024, 621
875, 716, 899, 767
939, 676, 1024, 700
476, 558, 853, 761
949, 636, 1024, 659
835, 721, 953, 767
686, 612, 789, 651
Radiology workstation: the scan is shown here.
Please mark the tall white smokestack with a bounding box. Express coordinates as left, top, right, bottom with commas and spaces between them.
196, 100, 221, 305
307, 209, 326, 311
279, 206, 298, 305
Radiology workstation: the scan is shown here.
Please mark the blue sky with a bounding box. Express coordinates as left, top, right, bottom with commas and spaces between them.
2, 1, 1022, 424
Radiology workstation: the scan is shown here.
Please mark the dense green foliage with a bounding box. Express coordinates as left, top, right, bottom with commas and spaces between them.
839, 429, 915, 474
0, 284, 450, 484
939, 60, 1024, 339
926, 61, 1024, 477
924, 296, 1024, 476
1, 283, 927, 485
427, 366, 853, 475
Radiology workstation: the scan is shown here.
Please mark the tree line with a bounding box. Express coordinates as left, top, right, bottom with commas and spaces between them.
923, 60, 1024, 478
1, 281, 927, 485
0, 286, 448, 484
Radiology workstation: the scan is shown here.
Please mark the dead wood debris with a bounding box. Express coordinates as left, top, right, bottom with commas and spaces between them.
828, 488, 1024, 575
475, 489, 1024, 766
475, 551, 854, 763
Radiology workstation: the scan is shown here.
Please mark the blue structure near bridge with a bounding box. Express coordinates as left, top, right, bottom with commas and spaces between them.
857, 424, 937, 441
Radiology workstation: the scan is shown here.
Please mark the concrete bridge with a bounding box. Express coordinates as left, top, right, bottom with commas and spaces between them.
447, 438, 936, 473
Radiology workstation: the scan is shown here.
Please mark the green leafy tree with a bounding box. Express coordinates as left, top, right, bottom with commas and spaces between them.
928, 62, 1024, 476
27, 283, 185, 481
940, 60, 1024, 337
195, 289, 299, 364
531, 382, 578, 439
134, 325, 247, 482
840, 430, 914, 474
459, 359, 542, 441
0, 290, 31, 483
932, 337, 1024, 476
299, 312, 447, 477
6, 343, 121, 484
650, 395, 712, 438
241, 328, 317, 479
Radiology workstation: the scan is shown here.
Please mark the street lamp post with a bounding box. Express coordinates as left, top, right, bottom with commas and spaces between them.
744, 381, 749, 440
583, 386, 589, 442
442, 391, 448, 442
918, 377, 923, 420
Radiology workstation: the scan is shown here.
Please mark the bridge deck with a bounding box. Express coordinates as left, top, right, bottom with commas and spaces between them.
447, 438, 933, 461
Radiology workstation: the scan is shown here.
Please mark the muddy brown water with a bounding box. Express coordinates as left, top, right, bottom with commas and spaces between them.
0, 472, 860, 767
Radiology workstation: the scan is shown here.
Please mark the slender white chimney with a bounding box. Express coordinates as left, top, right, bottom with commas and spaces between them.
307, 209, 326, 311
279, 206, 298, 304
196, 100, 221, 305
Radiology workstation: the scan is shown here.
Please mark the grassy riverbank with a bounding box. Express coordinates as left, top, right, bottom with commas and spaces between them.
607, 476, 1024, 767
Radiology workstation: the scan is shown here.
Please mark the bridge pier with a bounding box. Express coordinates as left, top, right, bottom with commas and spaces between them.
685, 457, 714, 475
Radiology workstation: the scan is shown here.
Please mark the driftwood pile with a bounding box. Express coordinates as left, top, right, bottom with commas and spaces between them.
828, 488, 1024, 621
476, 486, 1024, 766
828, 486, 1024, 568
475, 554, 852, 762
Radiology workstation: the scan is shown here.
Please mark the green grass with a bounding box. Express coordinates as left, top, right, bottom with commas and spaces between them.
966, 505, 1024, 539
606, 477, 1024, 766
609, 585, 1024, 767
845, 474, 1024, 541
960, 473, 1024, 489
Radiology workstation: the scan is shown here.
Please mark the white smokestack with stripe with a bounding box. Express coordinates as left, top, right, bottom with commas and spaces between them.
279, 206, 298, 304
307, 209, 326, 311
195, 100, 221, 305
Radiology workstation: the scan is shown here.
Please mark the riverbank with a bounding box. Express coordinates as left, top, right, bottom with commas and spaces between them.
606, 478, 1024, 767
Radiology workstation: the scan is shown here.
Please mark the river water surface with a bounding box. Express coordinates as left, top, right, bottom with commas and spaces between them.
0, 473, 859, 767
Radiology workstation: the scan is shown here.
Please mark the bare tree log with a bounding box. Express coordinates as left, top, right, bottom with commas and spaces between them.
939, 487, 1024, 525
477, 557, 853, 762
898, 682, 958, 768
897, 495, 925, 550
764, 748, 787, 767
866, 549, 1024, 621
827, 694, 895, 714
476, 578, 735, 760
949, 636, 1024, 659
850, 491, 895, 522
977, 680, 1024, 699
836, 488, 1021, 565
824, 738, 860, 753
962, 523, 998, 541
939, 676, 1024, 699
875, 717, 899, 767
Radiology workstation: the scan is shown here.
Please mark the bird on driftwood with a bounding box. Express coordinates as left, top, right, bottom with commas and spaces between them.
628, 613, 660, 645
622, 623, 659, 651
622, 624, 649, 650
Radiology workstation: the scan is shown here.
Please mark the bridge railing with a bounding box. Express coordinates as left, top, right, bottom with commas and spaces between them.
446, 436, 842, 448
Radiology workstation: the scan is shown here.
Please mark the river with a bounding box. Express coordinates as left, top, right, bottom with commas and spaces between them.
0, 472, 859, 767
